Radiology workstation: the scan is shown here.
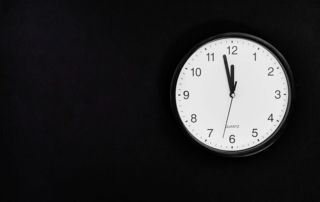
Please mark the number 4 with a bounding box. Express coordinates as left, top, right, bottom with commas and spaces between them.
268, 114, 274, 122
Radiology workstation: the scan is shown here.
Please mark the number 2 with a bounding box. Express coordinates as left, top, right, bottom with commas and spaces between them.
268, 67, 274, 76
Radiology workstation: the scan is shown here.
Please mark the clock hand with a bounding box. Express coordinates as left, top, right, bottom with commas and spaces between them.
222, 59, 237, 138
231, 65, 237, 93
223, 64, 237, 138
231, 64, 234, 93
223, 97, 234, 138
223, 55, 233, 95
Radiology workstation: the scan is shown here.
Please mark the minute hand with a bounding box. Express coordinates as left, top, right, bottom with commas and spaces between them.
223, 55, 235, 95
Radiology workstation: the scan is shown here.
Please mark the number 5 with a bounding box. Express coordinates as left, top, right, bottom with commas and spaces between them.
252, 129, 258, 137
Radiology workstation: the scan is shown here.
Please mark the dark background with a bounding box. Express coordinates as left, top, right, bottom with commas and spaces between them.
0, 0, 319, 201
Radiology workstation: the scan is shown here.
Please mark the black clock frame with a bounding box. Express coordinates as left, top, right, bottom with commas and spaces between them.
170, 32, 295, 157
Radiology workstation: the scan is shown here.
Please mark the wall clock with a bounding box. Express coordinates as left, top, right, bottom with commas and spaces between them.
170, 33, 295, 157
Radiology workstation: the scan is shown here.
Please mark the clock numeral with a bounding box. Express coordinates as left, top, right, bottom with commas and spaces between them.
208, 129, 213, 137
275, 90, 281, 99
253, 52, 256, 61
191, 114, 197, 123
183, 91, 189, 99
268, 67, 274, 76
206, 53, 214, 61
191, 68, 201, 77
227, 46, 238, 55
252, 129, 258, 137
229, 135, 235, 143
268, 114, 274, 122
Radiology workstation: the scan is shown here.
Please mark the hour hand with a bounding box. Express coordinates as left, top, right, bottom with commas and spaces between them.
223, 55, 233, 94
231, 65, 237, 93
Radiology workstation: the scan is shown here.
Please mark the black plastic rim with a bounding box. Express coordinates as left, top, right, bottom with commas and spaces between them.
170, 32, 295, 157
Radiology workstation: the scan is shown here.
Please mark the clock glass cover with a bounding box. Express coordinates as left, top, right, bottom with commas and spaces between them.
170, 33, 294, 157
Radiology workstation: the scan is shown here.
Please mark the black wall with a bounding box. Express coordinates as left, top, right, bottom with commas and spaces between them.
1, 1, 320, 201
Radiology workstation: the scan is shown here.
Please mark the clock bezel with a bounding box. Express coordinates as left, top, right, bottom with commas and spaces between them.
170, 32, 295, 157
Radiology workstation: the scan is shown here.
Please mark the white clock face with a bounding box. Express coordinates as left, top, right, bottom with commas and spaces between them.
174, 36, 292, 153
